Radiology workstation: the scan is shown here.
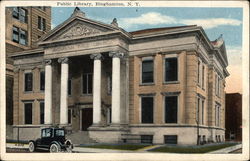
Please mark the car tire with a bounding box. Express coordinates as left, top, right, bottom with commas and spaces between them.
28, 141, 36, 152
50, 143, 61, 153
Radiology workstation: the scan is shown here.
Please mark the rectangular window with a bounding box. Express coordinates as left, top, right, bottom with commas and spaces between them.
12, 7, 19, 19
197, 97, 200, 124
12, 26, 19, 43
19, 8, 27, 23
38, 6, 46, 11
165, 96, 178, 123
38, 16, 46, 31
215, 105, 220, 127
68, 109, 72, 124
202, 65, 205, 89
20, 29, 27, 45
40, 71, 45, 91
215, 74, 218, 95
164, 135, 178, 144
201, 99, 205, 125
68, 79, 72, 95
24, 72, 33, 92
165, 57, 178, 82
141, 59, 154, 83
197, 97, 205, 125
141, 97, 154, 123
12, 7, 27, 23
12, 26, 28, 45
197, 60, 200, 84
24, 102, 32, 124
217, 76, 220, 96
82, 73, 93, 94
40, 101, 44, 124
141, 135, 153, 144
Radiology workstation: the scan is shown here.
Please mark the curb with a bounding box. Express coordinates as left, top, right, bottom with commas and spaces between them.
208, 144, 242, 154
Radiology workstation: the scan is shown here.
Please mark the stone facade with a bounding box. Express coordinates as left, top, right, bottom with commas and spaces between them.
10, 8, 229, 145
5, 7, 51, 139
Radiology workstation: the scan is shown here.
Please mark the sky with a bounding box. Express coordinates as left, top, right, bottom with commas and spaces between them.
52, 7, 243, 93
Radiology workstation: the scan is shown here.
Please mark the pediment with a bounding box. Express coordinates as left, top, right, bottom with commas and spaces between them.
57, 23, 102, 39
40, 16, 119, 43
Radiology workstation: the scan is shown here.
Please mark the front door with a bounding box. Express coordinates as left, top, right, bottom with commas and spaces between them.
81, 108, 93, 131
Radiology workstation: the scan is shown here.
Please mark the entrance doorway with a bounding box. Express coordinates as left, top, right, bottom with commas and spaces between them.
81, 108, 93, 131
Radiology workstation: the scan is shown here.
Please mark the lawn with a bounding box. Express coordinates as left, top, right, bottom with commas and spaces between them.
150, 143, 238, 153
77, 144, 150, 151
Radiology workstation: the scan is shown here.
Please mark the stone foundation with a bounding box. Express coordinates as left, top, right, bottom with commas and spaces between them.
129, 125, 225, 145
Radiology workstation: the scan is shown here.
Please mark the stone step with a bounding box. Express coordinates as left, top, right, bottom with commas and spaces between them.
67, 131, 97, 144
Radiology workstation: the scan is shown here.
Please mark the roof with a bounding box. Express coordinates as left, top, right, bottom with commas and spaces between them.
129, 25, 197, 35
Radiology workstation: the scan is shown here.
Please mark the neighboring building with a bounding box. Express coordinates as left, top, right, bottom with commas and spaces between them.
225, 93, 242, 141
5, 7, 51, 138
10, 8, 229, 145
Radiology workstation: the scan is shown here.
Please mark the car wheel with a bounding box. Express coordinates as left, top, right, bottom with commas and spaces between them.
50, 143, 61, 153
28, 141, 35, 152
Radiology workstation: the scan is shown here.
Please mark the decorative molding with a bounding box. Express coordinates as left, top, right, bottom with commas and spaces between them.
13, 67, 20, 73
44, 59, 52, 65
161, 91, 181, 96
90, 53, 103, 60
58, 57, 69, 64
59, 23, 101, 39
109, 51, 124, 59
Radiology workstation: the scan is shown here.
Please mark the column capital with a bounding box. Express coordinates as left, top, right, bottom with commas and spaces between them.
58, 57, 69, 64
44, 59, 52, 65
109, 51, 124, 59
90, 53, 103, 60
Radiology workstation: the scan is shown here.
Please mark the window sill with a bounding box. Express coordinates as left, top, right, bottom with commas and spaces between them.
81, 94, 93, 97
163, 81, 179, 85
23, 91, 34, 94
139, 83, 155, 86
38, 29, 46, 32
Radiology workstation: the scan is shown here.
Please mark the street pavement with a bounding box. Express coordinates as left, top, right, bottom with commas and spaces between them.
6, 143, 242, 153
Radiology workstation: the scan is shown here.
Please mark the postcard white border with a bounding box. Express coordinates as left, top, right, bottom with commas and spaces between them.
0, 1, 249, 161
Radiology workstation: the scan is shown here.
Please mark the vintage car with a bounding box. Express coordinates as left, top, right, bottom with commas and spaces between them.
28, 127, 73, 153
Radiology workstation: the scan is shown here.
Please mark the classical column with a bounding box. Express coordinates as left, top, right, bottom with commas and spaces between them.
44, 59, 52, 124
58, 57, 69, 125
109, 51, 124, 124
90, 54, 103, 125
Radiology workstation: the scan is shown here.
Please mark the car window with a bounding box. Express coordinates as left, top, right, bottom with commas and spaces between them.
55, 129, 64, 136
42, 129, 46, 137
42, 129, 52, 137
46, 129, 51, 137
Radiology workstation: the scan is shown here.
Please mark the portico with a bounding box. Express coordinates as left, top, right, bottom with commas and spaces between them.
43, 51, 126, 129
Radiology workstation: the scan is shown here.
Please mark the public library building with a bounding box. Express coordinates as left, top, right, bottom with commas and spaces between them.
10, 8, 229, 145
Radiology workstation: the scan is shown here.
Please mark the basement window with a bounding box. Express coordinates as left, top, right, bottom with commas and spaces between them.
141, 135, 153, 144
164, 135, 178, 144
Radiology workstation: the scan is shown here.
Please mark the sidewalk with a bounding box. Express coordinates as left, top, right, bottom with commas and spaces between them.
6, 142, 242, 154
208, 143, 242, 154
6, 143, 29, 149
